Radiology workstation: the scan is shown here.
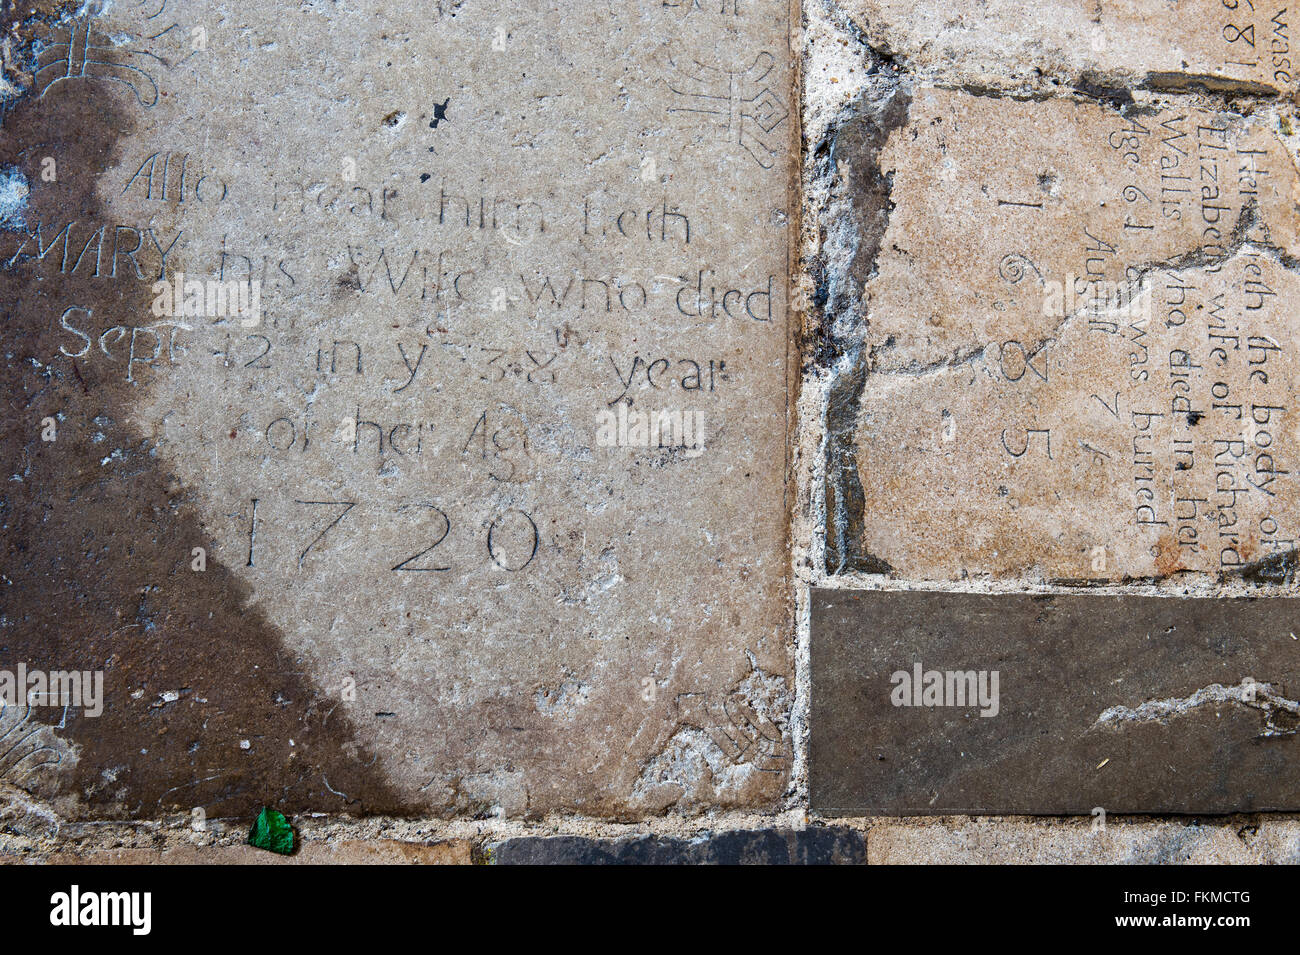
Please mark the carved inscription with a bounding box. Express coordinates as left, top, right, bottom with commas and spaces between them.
0, 0, 795, 818
840, 89, 1300, 582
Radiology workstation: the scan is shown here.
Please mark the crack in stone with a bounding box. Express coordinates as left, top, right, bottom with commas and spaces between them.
1092, 682, 1300, 738
867, 198, 1282, 381
812, 73, 910, 575
1142, 71, 1280, 97
863, 341, 986, 378
833, 4, 1290, 107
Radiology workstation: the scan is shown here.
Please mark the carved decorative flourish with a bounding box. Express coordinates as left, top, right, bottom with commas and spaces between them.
673, 690, 787, 772
27, 1, 209, 114
998, 252, 1045, 286
0, 699, 70, 785
35, 20, 161, 108
665, 51, 788, 169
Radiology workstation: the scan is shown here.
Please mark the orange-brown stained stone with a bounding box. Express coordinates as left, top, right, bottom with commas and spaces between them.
832, 88, 1300, 582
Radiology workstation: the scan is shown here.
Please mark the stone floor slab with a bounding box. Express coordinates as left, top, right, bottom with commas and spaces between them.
811, 587, 1300, 814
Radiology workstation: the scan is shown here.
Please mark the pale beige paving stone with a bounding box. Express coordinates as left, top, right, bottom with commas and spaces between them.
0, 0, 798, 822
869, 89, 1300, 372
865, 817, 1300, 864
829, 86, 1300, 581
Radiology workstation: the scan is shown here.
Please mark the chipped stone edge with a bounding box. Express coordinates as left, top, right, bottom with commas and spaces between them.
7, 807, 1300, 864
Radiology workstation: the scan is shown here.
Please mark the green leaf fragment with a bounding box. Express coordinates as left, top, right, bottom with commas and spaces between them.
248, 806, 295, 855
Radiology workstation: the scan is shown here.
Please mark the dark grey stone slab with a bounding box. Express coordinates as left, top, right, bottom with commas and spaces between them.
811, 589, 1300, 815
488, 828, 865, 865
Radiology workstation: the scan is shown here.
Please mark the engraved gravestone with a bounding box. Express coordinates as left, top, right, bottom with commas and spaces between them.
810, 21, 1300, 817
0, 0, 795, 819
826, 86, 1300, 583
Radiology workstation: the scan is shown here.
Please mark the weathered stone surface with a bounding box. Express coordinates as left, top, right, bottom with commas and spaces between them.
866, 817, 1300, 864
488, 826, 866, 864
36, 838, 471, 865
828, 86, 1300, 581
868, 91, 1299, 370
842, 0, 1300, 93
0, 0, 795, 821
811, 588, 1300, 814
8, 0, 1300, 866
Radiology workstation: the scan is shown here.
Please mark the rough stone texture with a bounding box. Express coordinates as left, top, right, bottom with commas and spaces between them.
841, 0, 1299, 93
799, 0, 1300, 860
811, 588, 1300, 814
40, 838, 471, 865
0, 0, 795, 824
867, 92, 1299, 371
826, 86, 1300, 582
866, 817, 1300, 864
488, 826, 865, 864
2, 0, 1300, 863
